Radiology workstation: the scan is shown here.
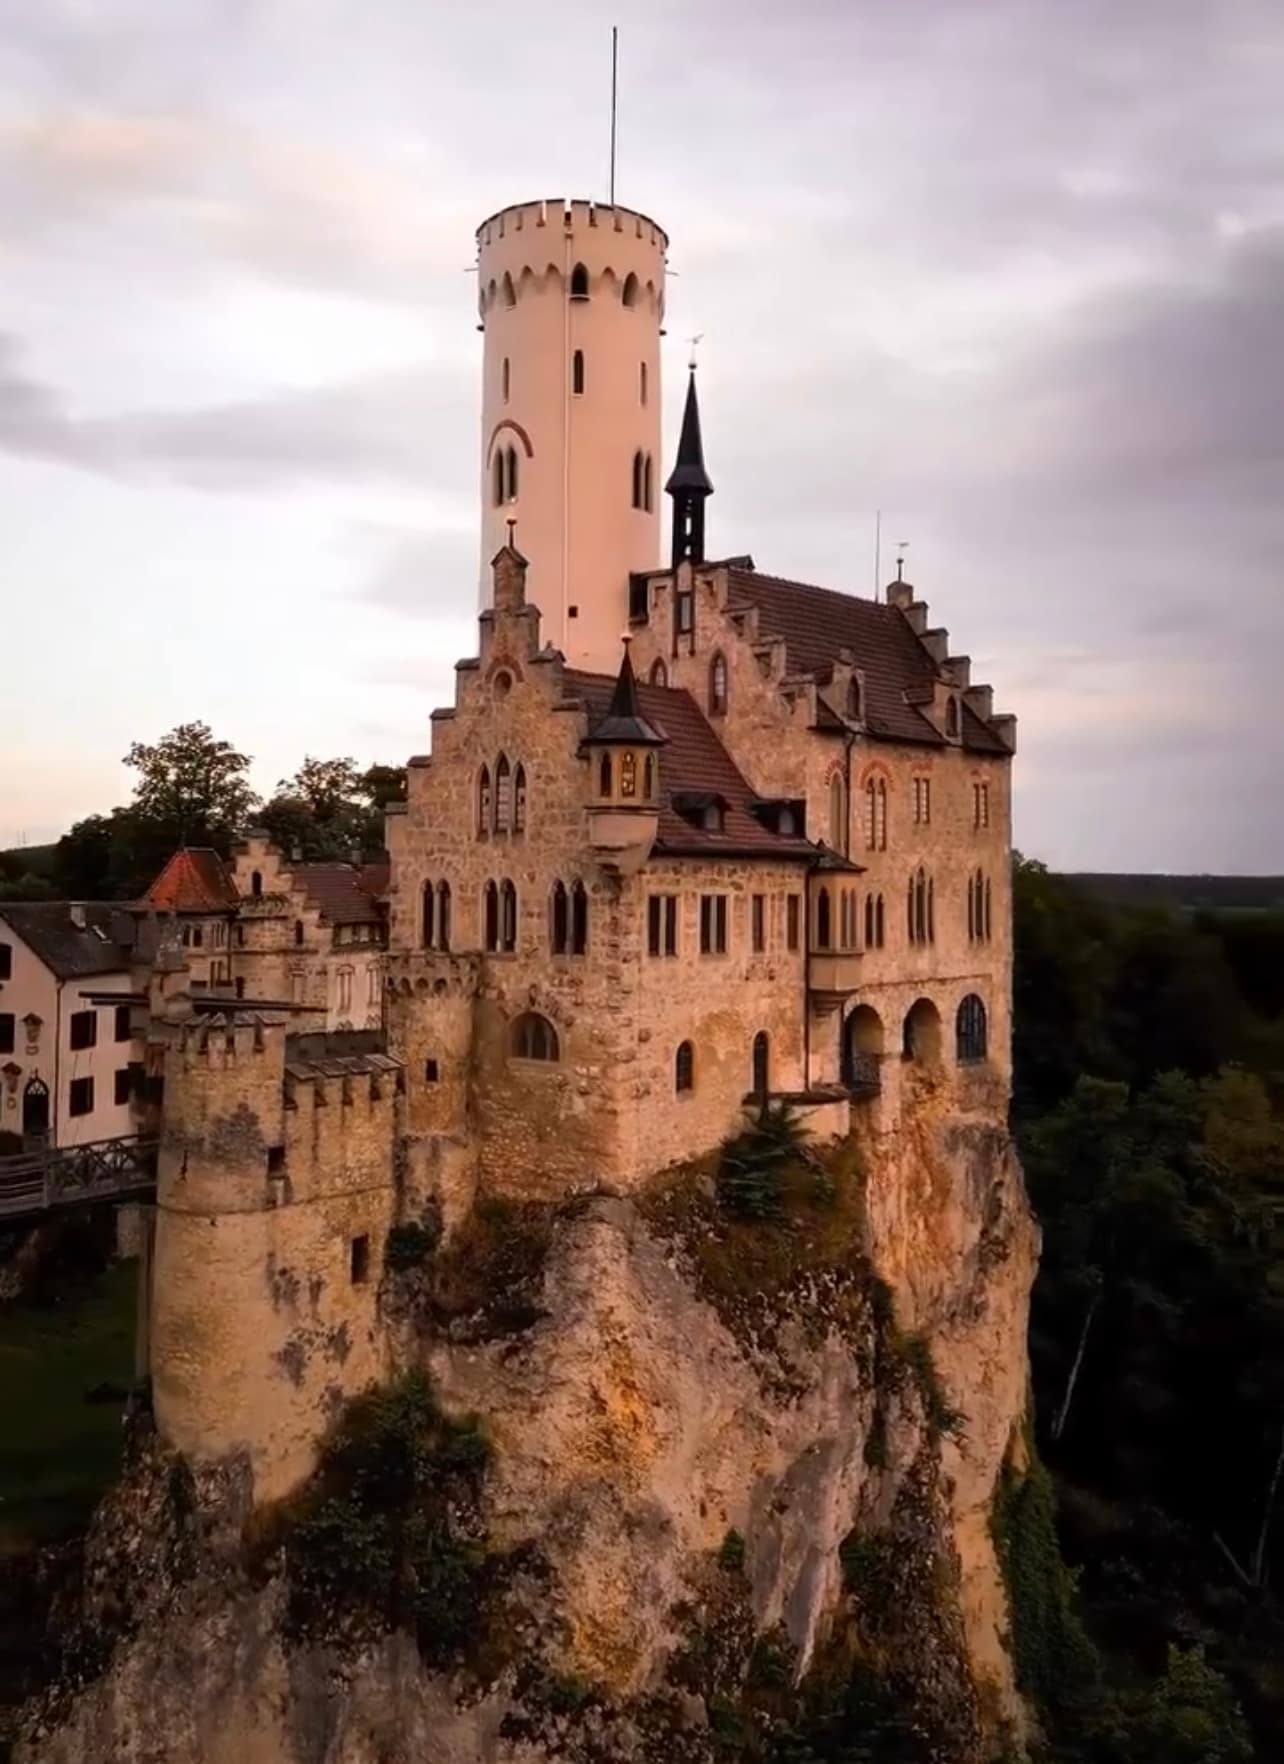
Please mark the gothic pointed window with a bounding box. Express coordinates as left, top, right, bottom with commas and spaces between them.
477, 765, 492, 835
421, 881, 434, 949
622, 272, 639, 307
493, 450, 504, 507
816, 886, 832, 951
505, 445, 519, 501
643, 453, 653, 512
829, 773, 847, 850
847, 676, 863, 721
500, 880, 518, 952
620, 750, 637, 797
484, 880, 499, 951
945, 696, 960, 738
571, 881, 589, 955
956, 994, 987, 1063
709, 651, 728, 715
550, 881, 569, 955
599, 751, 613, 796
572, 349, 585, 395
864, 893, 874, 948
649, 658, 667, 687
437, 881, 451, 951
643, 753, 655, 799
632, 450, 643, 510
675, 1040, 695, 1094
502, 271, 516, 307
514, 764, 527, 834
570, 261, 589, 300
494, 753, 511, 832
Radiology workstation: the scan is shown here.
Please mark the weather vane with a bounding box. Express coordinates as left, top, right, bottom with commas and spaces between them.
688, 333, 704, 370
895, 540, 909, 582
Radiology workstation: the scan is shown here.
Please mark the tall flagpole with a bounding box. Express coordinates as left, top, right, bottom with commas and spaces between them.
609, 27, 619, 205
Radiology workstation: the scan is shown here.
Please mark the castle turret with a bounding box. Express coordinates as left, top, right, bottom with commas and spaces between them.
476, 199, 667, 671
585, 638, 665, 876
666, 365, 713, 568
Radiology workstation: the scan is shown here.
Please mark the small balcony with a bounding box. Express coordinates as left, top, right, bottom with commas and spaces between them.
807, 949, 863, 1014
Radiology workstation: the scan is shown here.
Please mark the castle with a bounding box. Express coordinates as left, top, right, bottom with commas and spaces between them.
139, 198, 1016, 1503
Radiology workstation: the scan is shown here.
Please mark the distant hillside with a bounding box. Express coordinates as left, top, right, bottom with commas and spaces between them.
0, 844, 57, 877
1066, 873, 1284, 913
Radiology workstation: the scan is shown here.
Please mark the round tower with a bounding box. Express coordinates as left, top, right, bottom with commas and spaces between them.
476, 198, 667, 671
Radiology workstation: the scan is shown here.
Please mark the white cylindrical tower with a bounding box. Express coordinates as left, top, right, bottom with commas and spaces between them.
476, 198, 666, 672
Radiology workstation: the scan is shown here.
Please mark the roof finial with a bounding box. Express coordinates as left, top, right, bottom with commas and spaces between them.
896, 541, 909, 583
687, 333, 703, 372
506, 517, 517, 549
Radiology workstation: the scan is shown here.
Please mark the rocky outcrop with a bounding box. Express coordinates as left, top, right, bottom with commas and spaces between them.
15, 1104, 1037, 1764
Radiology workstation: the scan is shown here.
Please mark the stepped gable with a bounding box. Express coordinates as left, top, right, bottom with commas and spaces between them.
142, 847, 240, 912
565, 670, 815, 858
291, 862, 384, 925
726, 566, 1008, 753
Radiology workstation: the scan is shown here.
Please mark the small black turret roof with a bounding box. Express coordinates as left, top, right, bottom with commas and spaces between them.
664, 368, 714, 497
587, 640, 667, 746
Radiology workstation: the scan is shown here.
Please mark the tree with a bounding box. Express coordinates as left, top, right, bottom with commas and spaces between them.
277, 756, 363, 822
123, 722, 257, 854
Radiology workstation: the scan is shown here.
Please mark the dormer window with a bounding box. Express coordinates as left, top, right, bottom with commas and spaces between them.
703, 802, 723, 833
945, 696, 960, 738
847, 677, 863, 721
708, 652, 728, 716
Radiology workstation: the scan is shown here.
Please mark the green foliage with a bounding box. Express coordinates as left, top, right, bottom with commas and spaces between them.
283, 1372, 490, 1662
261, 757, 407, 861
717, 1100, 814, 1220
719, 1528, 747, 1574
1134, 1644, 1254, 1764
992, 1459, 1100, 1718
384, 1213, 442, 1272
893, 1332, 964, 1441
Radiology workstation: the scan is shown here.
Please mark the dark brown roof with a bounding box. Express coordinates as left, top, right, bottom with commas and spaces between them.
143, 848, 240, 913
726, 567, 1008, 754
0, 903, 133, 980
564, 671, 815, 859
292, 864, 385, 925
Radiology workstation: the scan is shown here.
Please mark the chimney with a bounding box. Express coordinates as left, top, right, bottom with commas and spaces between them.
69, 903, 86, 930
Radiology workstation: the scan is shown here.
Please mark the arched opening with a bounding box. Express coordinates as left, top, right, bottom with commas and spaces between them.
956, 994, 988, 1064
829, 772, 847, 850
420, 885, 434, 947
847, 677, 863, 720
902, 997, 942, 1064
499, 880, 518, 952
643, 453, 653, 512
550, 880, 569, 954
571, 880, 589, 954
483, 880, 499, 951
875, 894, 885, 948
570, 261, 589, 300
639, 361, 648, 406
631, 450, 643, 510
250, 870, 263, 898
843, 1005, 884, 1092
620, 750, 637, 796
494, 753, 511, 832
908, 866, 932, 945
502, 356, 510, 403
945, 696, 960, 738
505, 444, 519, 500
752, 1030, 770, 1099
512, 1012, 559, 1061
502, 271, 516, 307
649, 658, 667, 687
816, 885, 832, 950
22, 1076, 50, 1138
709, 651, 728, 715
622, 271, 639, 307
294, 919, 305, 948
598, 751, 613, 797
514, 764, 527, 834
436, 881, 451, 950
477, 765, 492, 835
675, 1040, 694, 1094
643, 753, 655, 799
492, 451, 505, 506
572, 348, 585, 394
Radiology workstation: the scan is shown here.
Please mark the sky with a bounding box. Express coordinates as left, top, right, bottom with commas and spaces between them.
2, 0, 1282, 871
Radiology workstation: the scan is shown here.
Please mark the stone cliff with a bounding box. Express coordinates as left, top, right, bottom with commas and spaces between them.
15, 1099, 1037, 1764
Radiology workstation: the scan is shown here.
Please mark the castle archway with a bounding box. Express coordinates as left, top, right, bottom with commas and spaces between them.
901, 998, 942, 1065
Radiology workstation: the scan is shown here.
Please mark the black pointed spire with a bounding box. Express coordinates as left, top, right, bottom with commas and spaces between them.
665, 367, 713, 568
589, 638, 666, 746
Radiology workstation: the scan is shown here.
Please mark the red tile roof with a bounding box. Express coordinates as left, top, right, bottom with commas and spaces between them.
564, 671, 816, 859
726, 567, 1009, 754
292, 863, 385, 925
143, 848, 240, 913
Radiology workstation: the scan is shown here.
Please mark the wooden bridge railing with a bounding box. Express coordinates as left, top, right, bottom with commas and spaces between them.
0, 1135, 158, 1223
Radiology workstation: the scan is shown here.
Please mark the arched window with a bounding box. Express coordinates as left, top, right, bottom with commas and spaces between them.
512, 1012, 559, 1061
864, 894, 874, 948
500, 880, 518, 952
251, 870, 263, 898
572, 349, 585, 394
709, 651, 728, 715
945, 697, 960, 738
843, 1005, 884, 1091
598, 751, 613, 796
493, 450, 504, 506
956, 994, 988, 1063
643, 453, 653, 512
571, 880, 589, 955
829, 772, 847, 849
477, 765, 492, 835
550, 880, 569, 954
908, 867, 932, 945
984, 876, 992, 941
505, 445, 519, 501
752, 1030, 770, 1098
675, 1040, 695, 1094
902, 997, 942, 1064
420, 885, 434, 949
22, 1076, 50, 1137
514, 764, 527, 834
816, 886, 832, 950
622, 271, 639, 307
847, 677, 863, 721
875, 893, 885, 948
502, 271, 516, 307
643, 753, 655, 799
864, 779, 887, 851
494, 753, 511, 832
621, 750, 637, 797
570, 261, 589, 300
649, 658, 667, 687
436, 881, 451, 951
631, 450, 643, 510
502, 356, 510, 403
639, 361, 648, 405
483, 880, 499, 951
